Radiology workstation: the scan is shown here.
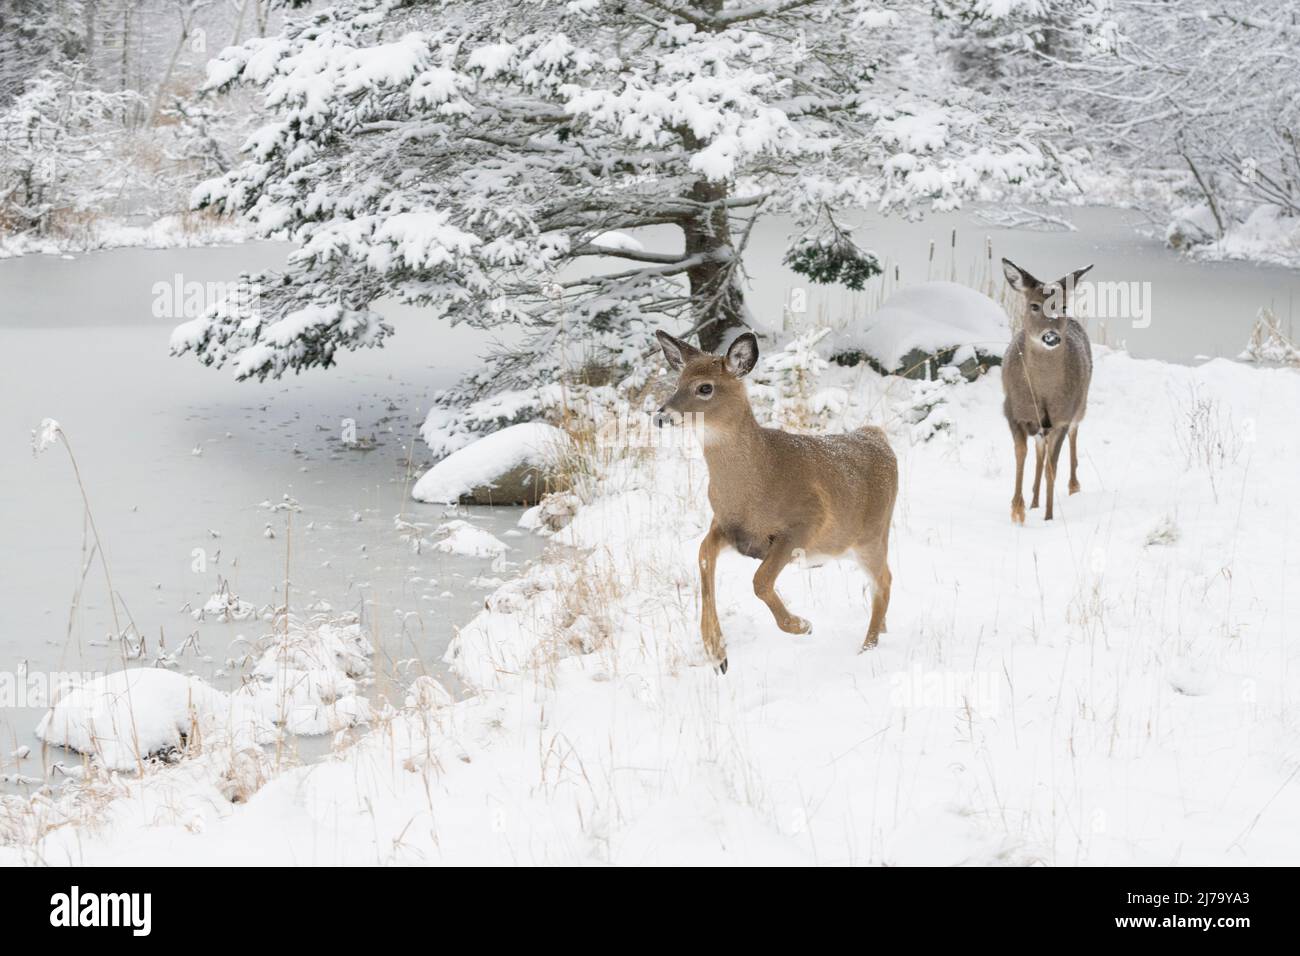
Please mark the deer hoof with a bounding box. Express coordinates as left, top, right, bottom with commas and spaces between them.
1011, 500, 1026, 524
716, 656, 728, 675
783, 616, 812, 635
860, 636, 878, 652
1069, 479, 1081, 495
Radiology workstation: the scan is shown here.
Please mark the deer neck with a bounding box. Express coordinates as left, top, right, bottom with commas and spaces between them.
697, 400, 764, 470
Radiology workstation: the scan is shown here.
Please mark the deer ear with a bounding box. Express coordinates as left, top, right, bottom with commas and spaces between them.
1061, 264, 1094, 288
656, 330, 700, 370
724, 332, 759, 378
1002, 258, 1039, 291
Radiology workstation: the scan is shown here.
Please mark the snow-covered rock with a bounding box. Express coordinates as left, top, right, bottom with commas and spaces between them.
35, 670, 273, 772
830, 281, 1009, 380
432, 519, 510, 558
412, 422, 571, 505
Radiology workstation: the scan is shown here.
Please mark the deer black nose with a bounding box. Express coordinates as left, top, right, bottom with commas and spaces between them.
1041, 330, 1061, 348
654, 407, 684, 429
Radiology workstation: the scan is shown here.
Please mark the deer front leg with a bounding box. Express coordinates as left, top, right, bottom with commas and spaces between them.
698, 521, 728, 672
753, 534, 810, 635
1011, 425, 1028, 524
1030, 433, 1046, 509
1044, 429, 1067, 521
1068, 424, 1081, 494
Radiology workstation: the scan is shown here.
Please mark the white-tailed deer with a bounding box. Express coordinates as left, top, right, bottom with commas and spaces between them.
655, 330, 898, 673
1001, 258, 1094, 523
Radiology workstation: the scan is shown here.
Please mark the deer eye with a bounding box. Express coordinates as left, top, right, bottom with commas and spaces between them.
1029, 303, 1041, 313
696, 382, 714, 397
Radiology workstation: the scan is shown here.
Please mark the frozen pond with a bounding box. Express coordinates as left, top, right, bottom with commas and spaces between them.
2, 204, 1297, 787
0, 243, 546, 785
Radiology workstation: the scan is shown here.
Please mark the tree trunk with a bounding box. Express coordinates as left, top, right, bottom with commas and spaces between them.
683, 177, 746, 353
677, 0, 747, 353
83, 0, 97, 83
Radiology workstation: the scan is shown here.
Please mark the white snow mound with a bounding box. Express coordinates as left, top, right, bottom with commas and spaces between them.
35, 669, 273, 772
837, 281, 1010, 371
432, 519, 510, 558
412, 422, 569, 504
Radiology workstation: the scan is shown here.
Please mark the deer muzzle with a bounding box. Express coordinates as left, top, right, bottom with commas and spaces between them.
654, 407, 682, 429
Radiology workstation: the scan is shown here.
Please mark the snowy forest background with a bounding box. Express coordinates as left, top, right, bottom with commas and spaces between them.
4, 0, 1300, 418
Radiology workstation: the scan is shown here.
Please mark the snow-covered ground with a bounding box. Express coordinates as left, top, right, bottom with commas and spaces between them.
6, 346, 1297, 865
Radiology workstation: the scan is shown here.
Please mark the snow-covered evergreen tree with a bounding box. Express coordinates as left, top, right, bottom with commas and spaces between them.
172, 0, 1067, 445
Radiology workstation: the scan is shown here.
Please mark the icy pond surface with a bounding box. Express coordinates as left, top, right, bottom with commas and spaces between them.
0, 242, 546, 781
2, 204, 1298, 785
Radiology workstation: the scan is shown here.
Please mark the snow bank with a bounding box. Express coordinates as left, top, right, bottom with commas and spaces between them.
1167, 202, 1300, 269
412, 422, 570, 505
35, 670, 273, 772
0, 214, 252, 260
831, 281, 1009, 377
19, 348, 1300, 865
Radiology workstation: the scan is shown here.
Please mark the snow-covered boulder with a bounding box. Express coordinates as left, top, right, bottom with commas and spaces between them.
432, 519, 510, 558
35, 669, 273, 772
1165, 202, 1220, 251
412, 422, 571, 505
830, 281, 1010, 381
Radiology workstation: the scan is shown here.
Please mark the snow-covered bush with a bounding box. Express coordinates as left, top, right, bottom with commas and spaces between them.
749, 328, 839, 431
1239, 307, 1300, 366
0, 71, 141, 234
901, 365, 961, 443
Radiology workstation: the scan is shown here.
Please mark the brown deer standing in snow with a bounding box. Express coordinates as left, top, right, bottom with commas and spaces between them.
654, 330, 898, 673
1001, 258, 1094, 523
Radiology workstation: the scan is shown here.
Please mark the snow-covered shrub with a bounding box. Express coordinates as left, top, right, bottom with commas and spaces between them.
1239, 307, 1300, 366
901, 366, 961, 444
239, 613, 375, 736
1144, 514, 1180, 547
0, 71, 141, 234
749, 328, 838, 431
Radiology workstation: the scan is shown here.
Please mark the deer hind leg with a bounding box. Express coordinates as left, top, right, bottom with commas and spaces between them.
752, 534, 810, 636
1068, 424, 1081, 495
1011, 424, 1028, 524
1030, 432, 1046, 509
698, 521, 728, 672
1044, 428, 1068, 521
856, 546, 892, 651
